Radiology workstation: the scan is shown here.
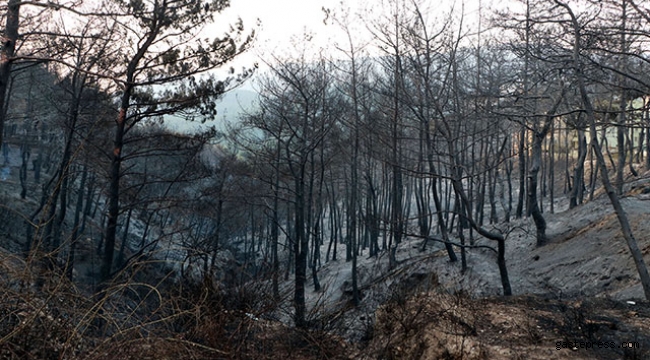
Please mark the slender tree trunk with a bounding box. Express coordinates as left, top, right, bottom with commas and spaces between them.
549, 121, 555, 213
117, 207, 133, 267
368, 176, 379, 257
294, 162, 307, 328
616, 0, 628, 195
67, 164, 87, 280
570, 127, 587, 209
431, 167, 457, 262
646, 98, 650, 170
616, 98, 626, 195
489, 166, 498, 224
80, 173, 94, 235
455, 195, 467, 273
101, 98, 129, 283
530, 88, 564, 246
271, 142, 280, 299
505, 146, 513, 222
52, 166, 71, 252
19, 143, 29, 199
516, 126, 526, 218
564, 126, 571, 194
52, 93, 82, 253
529, 135, 547, 246
636, 126, 644, 164
517, 1, 532, 218
0, 0, 20, 150
626, 128, 638, 177
350, 121, 360, 306
101, 20, 158, 285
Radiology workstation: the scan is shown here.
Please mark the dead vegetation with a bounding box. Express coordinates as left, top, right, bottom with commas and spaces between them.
3, 199, 650, 360
2, 178, 650, 360
0, 254, 349, 360
356, 289, 650, 360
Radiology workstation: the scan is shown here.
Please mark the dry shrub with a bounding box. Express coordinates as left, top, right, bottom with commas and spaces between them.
170, 275, 349, 360
0, 197, 350, 359
369, 288, 487, 360
0, 251, 349, 360
0, 258, 90, 359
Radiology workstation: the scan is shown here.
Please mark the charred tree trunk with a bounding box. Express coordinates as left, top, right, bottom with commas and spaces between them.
271, 142, 281, 300
570, 127, 587, 209
0, 0, 20, 150
516, 126, 527, 218
101, 96, 129, 283
67, 164, 87, 280
530, 88, 564, 247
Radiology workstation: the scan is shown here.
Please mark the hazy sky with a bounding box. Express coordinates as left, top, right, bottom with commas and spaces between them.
173, 0, 499, 131
227, 0, 338, 46
218, 0, 340, 67
219, 0, 496, 68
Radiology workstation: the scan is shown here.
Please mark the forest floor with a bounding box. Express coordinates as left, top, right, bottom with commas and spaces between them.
294, 171, 650, 359
355, 292, 650, 359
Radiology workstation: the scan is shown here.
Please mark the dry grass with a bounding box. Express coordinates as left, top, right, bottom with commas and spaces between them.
0, 254, 349, 360
358, 288, 650, 360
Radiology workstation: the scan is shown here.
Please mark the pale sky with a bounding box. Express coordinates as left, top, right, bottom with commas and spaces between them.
226, 0, 338, 47
219, 0, 341, 68
172, 0, 498, 131
219, 0, 494, 69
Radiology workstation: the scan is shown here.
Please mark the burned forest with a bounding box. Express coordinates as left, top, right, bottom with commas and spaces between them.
1, 0, 650, 359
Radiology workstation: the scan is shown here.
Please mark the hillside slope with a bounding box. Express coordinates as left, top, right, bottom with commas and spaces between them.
295, 176, 650, 359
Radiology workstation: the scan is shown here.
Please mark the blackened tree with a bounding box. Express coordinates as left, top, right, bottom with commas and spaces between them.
97, 0, 254, 283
